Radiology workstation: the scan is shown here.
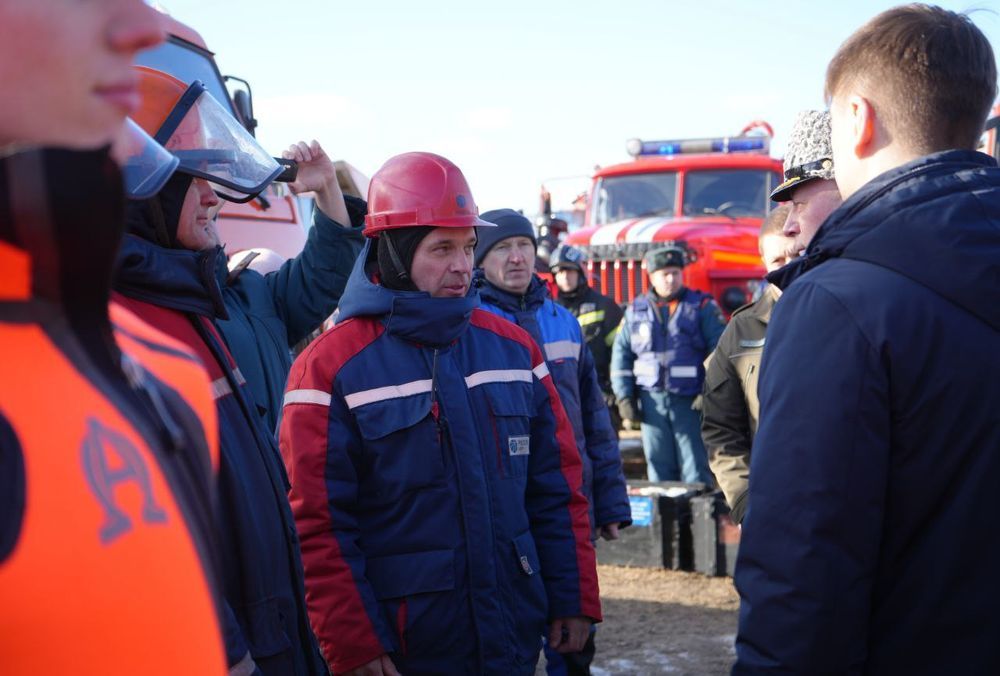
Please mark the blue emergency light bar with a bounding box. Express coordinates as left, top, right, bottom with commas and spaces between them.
626, 135, 770, 158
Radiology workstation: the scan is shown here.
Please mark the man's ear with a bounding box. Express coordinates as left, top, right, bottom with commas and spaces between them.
848, 94, 877, 158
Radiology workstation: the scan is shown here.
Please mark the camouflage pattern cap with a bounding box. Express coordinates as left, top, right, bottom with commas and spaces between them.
771, 110, 835, 202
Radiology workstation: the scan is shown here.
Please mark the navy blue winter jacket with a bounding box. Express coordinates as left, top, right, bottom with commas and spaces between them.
280, 242, 601, 675
733, 151, 1000, 675
479, 274, 631, 532
217, 199, 365, 435
115, 235, 327, 676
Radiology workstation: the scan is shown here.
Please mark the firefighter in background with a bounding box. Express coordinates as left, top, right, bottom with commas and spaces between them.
535, 217, 569, 272
550, 244, 625, 429
280, 153, 600, 675
611, 246, 725, 484
115, 66, 327, 675
0, 1, 227, 674
535, 184, 569, 271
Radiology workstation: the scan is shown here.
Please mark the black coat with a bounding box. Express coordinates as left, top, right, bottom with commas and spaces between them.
556, 281, 624, 397
733, 150, 1000, 674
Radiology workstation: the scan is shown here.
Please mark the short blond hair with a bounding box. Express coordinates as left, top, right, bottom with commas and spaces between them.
759, 204, 790, 241
825, 4, 997, 153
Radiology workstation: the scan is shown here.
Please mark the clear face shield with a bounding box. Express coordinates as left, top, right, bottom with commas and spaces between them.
154, 81, 282, 203
113, 118, 180, 200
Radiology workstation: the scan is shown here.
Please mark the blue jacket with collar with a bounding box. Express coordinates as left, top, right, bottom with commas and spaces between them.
279, 242, 601, 676
733, 151, 1000, 675
478, 274, 630, 532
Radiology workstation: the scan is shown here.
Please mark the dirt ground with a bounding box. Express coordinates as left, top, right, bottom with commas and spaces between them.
538, 432, 739, 674
538, 565, 739, 675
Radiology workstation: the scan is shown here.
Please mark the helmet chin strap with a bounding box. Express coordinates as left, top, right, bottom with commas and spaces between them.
383, 232, 409, 281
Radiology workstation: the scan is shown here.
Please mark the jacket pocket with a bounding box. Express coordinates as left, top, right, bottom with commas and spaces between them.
512, 530, 541, 578
482, 383, 533, 479
367, 548, 457, 600
368, 548, 457, 658
509, 531, 548, 665
241, 597, 292, 660
352, 393, 445, 494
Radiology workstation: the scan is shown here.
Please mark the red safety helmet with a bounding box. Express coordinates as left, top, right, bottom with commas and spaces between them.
363, 152, 495, 237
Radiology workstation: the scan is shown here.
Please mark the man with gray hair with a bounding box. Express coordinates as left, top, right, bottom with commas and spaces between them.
770, 110, 843, 257
702, 110, 842, 525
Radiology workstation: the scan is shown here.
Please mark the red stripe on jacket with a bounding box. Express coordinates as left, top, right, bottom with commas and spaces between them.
280, 318, 388, 672
469, 309, 602, 621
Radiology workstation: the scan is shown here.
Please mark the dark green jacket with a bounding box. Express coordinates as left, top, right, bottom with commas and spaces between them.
701, 283, 779, 523
217, 198, 365, 434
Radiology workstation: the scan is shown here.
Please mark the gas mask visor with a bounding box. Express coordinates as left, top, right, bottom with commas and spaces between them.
154, 80, 282, 203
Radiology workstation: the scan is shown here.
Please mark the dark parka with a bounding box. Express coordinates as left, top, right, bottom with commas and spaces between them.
280, 242, 602, 674
217, 198, 366, 434
733, 151, 1000, 675
555, 276, 624, 399
115, 179, 328, 676
701, 283, 779, 524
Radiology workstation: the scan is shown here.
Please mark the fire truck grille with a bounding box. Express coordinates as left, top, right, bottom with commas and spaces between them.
577, 241, 692, 304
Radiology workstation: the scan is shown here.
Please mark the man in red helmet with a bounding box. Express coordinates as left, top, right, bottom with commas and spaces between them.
280, 152, 601, 676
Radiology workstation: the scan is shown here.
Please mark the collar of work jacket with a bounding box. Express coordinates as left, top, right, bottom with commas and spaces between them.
114, 234, 229, 320
767, 149, 1000, 331
477, 272, 557, 347
336, 238, 479, 347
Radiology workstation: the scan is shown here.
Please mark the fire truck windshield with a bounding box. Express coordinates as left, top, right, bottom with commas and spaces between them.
682, 169, 780, 218
593, 172, 677, 225
136, 37, 237, 119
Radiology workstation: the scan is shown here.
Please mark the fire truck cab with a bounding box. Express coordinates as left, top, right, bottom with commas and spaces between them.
566, 123, 783, 314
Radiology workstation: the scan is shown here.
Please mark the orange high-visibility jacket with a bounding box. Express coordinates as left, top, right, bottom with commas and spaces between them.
0, 148, 226, 675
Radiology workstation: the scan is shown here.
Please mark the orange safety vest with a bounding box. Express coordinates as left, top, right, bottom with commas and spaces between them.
0, 148, 226, 675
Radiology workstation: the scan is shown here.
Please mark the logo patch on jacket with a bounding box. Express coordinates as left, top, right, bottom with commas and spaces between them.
80, 418, 168, 545
508, 435, 530, 456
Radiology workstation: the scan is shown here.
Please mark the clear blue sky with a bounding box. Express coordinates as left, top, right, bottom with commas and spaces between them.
158, 1, 1000, 213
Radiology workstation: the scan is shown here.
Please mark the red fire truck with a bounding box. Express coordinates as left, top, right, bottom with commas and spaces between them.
565, 122, 783, 314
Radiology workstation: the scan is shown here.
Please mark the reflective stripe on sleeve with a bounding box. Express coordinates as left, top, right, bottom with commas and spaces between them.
576, 310, 605, 326
605, 325, 621, 347
533, 362, 550, 380
283, 389, 333, 407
